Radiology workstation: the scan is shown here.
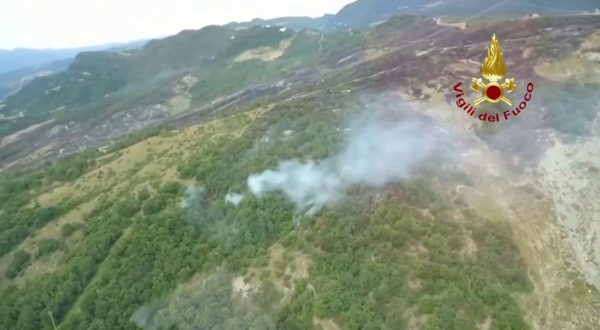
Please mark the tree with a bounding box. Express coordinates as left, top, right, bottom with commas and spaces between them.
6, 251, 32, 279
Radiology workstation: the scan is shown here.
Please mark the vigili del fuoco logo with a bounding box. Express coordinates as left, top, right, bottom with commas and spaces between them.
452, 34, 534, 123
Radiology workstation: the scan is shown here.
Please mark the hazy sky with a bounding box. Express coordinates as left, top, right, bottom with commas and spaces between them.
1, 0, 354, 50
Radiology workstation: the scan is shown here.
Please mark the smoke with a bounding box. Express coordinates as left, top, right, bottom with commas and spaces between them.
181, 186, 205, 210
248, 111, 450, 215
131, 271, 277, 329
180, 185, 219, 230
225, 192, 244, 206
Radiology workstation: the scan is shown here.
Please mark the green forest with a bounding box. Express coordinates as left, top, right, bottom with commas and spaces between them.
0, 93, 532, 330
3, 5, 600, 329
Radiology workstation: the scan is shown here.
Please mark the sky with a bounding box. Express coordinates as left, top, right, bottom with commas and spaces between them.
0, 0, 354, 50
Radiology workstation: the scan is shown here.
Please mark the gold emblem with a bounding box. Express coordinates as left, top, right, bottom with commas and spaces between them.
470, 34, 516, 106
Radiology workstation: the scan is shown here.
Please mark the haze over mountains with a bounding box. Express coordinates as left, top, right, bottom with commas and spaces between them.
0, 40, 148, 73
0, 40, 148, 101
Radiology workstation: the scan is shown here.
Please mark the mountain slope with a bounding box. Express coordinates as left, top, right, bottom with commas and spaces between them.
0, 26, 295, 137
3, 0, 600, 143
0, 89, 541, 330
0, 24, 371, 170
0, 11, 599, 330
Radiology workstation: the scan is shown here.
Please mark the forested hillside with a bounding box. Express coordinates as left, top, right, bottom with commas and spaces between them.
1, 5, 600, 330
0, 91, 536, 329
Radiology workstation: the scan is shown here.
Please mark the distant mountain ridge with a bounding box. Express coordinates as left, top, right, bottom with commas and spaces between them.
3, 0, 600, 139
227, 0, 600, 31
0, 25, 301, 137
2, 0, 600, 160
0, 60, 72, 101
0, 47, 99, 74
0, 40, 148, 74
0, 40, 148, 101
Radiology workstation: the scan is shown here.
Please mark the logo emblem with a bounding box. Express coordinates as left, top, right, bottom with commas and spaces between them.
450, 33, 534, 123
470, 34, 517, 106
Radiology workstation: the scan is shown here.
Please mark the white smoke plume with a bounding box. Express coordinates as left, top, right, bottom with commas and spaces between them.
131, 271, 277, 329
181, 186, 205, 210
248, 111, 450, 215
225, 192, 244, 206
